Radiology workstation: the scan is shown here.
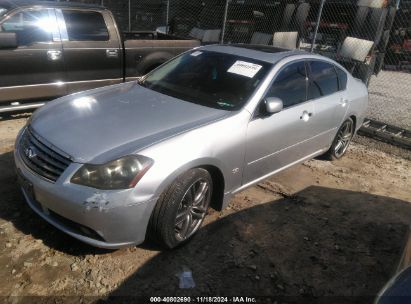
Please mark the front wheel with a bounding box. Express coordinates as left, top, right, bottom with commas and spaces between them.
324, 118, 355, 160
148, 168, 212, 249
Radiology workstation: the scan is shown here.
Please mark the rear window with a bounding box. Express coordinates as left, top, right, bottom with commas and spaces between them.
308, 60, 339, 99
62, 10, 109, 41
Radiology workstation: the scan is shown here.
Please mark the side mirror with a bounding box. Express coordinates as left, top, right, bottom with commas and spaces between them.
265, 97, 283, 114
0, 32, 18, 49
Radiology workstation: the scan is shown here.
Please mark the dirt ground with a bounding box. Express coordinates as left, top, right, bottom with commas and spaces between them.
0, 116, 410, 303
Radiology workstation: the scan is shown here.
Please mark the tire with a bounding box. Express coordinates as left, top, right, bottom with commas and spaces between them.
148, 168, 213, 249
323, 118, 355, 161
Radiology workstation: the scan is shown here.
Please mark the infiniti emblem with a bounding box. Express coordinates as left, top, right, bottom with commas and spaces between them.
25, 146, 37, 159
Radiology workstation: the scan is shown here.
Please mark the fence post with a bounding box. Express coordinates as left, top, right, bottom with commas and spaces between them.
166, 0, 170, 34
128, 0, 131, 32
220, 0, 229, 44
310, 0, 326, 53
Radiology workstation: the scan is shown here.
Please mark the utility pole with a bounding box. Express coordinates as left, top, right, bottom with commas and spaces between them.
128, 0, 131, 32
220, 0, 229, 44
310, 0, 326, 53
166, 0, 170, 34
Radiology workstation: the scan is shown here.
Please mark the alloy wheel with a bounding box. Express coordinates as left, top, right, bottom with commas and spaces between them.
334, 119, 354, 158
175, 178, 210, 242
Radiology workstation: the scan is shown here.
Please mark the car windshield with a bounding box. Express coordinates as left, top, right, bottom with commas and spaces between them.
139, 50, 272, 110
0, 7, 8, 17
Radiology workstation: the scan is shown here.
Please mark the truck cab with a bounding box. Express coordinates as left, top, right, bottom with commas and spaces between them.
0, 0, 199, 113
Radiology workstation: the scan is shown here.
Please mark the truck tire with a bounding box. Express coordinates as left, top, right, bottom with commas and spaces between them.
148, 168, 213, 249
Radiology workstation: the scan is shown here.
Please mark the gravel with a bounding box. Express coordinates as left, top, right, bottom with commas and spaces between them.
0, 118, 410, 299
367, 71, 411, 130
353, 135, 411, 160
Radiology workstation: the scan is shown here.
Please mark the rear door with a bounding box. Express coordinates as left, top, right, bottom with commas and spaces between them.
243, 60, 319, 185
0, 8, 66, 103
57, 8, 122, 94
306, 60, 349, 149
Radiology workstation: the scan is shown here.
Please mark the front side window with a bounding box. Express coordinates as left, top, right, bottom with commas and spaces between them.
140, 50, 272, 110
62, 10, 109, 41
308, 60, 339, 99
0, 9, 53, 46
267, 61, 307, 108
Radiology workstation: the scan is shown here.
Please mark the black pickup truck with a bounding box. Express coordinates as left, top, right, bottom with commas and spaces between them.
0, 0, 200, 113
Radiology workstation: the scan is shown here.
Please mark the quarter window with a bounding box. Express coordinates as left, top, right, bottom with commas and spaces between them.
62, 10, 109, 41
308, 61, 339, 99
267, 61, 307, 108
0, 10, 54, 46
336, 66, 348, 91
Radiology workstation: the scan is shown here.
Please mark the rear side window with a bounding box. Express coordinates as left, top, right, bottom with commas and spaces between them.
308, 61, 339, 99
62, 10, 109, 41
336, 66, 348, 91
267, 61, 307, 108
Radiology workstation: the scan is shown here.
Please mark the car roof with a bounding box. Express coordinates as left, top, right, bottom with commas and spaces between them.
199, 44, 310, 65
0, 0, 104, 10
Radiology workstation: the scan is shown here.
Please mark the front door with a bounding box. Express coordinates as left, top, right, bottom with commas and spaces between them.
243, 60, 320, 185
57, 9, 122, 94
0, 8, 66, 104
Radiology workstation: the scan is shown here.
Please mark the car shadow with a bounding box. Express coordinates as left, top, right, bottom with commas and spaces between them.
0, 150, 113, 256
104, 186, 411, 303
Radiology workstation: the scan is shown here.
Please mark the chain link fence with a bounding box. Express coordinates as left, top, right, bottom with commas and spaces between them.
57, 0, 410, 129
61, 0, 410, 74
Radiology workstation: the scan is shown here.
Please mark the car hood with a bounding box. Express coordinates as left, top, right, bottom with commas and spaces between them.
30, 82, 230, 163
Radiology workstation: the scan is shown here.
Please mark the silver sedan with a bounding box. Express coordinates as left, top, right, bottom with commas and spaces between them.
14, 45, 368, 249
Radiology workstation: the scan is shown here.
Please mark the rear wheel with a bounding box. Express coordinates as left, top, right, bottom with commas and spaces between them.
148, 168, 212, 249
324, 118, 355, 160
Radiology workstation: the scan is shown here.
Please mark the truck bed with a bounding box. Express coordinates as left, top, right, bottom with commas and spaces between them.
123, 32, 200, 80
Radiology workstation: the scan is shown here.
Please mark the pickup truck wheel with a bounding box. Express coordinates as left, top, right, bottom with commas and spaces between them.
324, 118, 354, 161
148, 168, 212, 249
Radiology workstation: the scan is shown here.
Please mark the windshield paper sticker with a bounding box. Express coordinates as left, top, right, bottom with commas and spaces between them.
227, 61, 262, 78
191, 51, 203, 57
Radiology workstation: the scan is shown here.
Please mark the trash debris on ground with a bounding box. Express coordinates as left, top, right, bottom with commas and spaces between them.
178, 266, 195, 289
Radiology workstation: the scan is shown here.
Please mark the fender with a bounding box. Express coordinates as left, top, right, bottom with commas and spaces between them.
153, 157, 228, 204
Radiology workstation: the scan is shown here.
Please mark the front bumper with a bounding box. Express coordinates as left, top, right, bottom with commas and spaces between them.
14, 135, 158, 249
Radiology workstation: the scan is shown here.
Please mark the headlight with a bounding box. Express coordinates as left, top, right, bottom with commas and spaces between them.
71, 155, 153, 190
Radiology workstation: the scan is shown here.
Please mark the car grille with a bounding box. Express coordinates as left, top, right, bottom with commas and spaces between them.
19, 128, 72, 182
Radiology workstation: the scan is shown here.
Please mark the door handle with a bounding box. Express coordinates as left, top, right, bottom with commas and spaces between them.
106, 49, 119, 58
300, 111, 313, 122
339, 98, 349, 107
47, 50, 62, 61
